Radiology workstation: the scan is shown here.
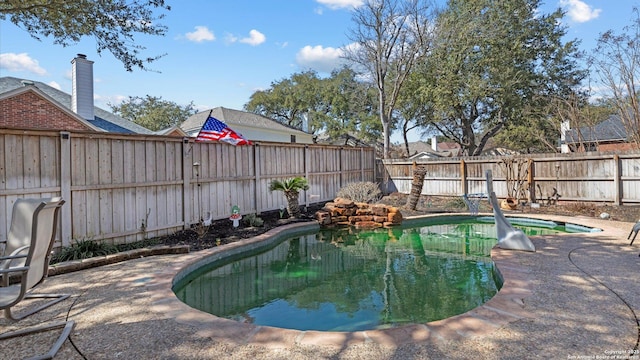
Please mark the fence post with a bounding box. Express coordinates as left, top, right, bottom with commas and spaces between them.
182, 138, 192, 228
460, 159, 468, 195
254, 143, 261, 213
339, 147, 344, 188
361, 147, 365, 181
613, 154, 621, 205
528, 159, 536, 203
59, 131, 72, 247
304, 145, 309, 209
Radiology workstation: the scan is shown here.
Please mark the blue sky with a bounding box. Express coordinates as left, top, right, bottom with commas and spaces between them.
1, 0, 638, 142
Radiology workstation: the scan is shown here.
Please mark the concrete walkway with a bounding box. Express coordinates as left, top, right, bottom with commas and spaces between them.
2, 214, 639, 359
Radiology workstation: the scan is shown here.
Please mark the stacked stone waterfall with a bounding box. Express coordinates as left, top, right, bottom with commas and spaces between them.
315, 198, 403, 228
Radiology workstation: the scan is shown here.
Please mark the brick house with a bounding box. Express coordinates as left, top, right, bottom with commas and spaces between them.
563, 114, 638, 152
0, 55, 153, 134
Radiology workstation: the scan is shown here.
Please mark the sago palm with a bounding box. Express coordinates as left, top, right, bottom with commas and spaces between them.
268, 177, 310, 218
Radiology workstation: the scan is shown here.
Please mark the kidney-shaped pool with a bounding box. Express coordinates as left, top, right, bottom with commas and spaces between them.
173, 216, 598, 332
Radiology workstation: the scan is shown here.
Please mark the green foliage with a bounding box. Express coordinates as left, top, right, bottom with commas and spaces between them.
0, 1, 171, 71
50, 238, 118, 264
243, 213, 264, 227
319, 67, 381, 144
416, 0, 585, 156
244, 68, 381, 143
245, 70, 325, 132
268, 177, 310, 218
268, 177, 310, 194
109, 95, 196, 131
446, 197, 468, 209
336, 182, 382, 203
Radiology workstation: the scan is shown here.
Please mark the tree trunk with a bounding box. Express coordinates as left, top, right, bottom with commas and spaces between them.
285, 191, 301, 218
405, 163, 427, 210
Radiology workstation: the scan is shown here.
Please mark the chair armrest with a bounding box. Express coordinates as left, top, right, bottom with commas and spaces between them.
0, 265, 29, 275
0, 254, 28, 261
8, 245, 29, 257
0, 254, 28, 270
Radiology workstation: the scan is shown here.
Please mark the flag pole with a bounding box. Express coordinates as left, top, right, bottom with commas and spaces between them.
195, 110, 214, 141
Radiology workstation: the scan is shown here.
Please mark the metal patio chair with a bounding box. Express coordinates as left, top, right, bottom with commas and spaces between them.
629, 221, 640, 246
0, 197, 75, 360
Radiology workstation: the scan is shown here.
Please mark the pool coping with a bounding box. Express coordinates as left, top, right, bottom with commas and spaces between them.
144, 213, 597, 348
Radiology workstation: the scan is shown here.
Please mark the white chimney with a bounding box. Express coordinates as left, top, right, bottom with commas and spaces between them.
431, 136, 438, 151
71, 54, 94, 120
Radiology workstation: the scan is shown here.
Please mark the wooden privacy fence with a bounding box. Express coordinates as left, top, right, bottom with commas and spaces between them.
0, 129, 375, 251
377, 151, 640, 205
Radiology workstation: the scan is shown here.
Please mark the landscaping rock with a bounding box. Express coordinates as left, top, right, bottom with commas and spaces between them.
315, 199, 403, 228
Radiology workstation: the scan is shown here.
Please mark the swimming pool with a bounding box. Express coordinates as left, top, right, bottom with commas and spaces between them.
173, 216, 598, 332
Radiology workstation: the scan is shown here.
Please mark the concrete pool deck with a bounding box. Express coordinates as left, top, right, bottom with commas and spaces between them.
2, 213, 639, 359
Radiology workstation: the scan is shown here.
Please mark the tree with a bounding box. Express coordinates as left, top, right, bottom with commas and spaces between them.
395, 72, 435, 157
318, 67, 381, 144
109, 95, 196, 131
245, 70, 325, 133
495, 92, 614, 153
268, 177, 310, 219
343, 0, 435, 158
1, 0, 170, 71
416, 0, 584, 156
245, 67, 382, 143
587, 7, 640, 147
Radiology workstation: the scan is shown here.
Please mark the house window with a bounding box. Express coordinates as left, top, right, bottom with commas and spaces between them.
291, 135, 296, 143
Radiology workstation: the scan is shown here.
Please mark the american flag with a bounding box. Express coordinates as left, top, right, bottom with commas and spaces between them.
195, 116, 252, 146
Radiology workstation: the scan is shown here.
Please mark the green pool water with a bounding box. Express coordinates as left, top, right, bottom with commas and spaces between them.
173, 217, 587, 332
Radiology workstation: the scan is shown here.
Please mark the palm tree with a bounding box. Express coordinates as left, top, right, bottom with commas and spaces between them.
268, 177, 310, 218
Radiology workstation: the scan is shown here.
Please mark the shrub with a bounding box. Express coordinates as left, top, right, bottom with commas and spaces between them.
269, 177, 309, 218
243, 213, 264, 227
336, 182, 382, 203
446, 196, 468, 209
50, 238, 118, 264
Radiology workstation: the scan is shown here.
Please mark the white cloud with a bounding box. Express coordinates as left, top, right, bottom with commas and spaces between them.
224, 33, 238, 44
559, 0, 601, 23
316, 0, 363, 10
0, 53, 47, 75
296, 45, 346, 73
185, 26, 216, 42
240, 30, 266, 46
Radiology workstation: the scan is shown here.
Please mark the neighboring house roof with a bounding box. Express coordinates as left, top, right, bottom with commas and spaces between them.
406, 141, 461, 157
0, 76, 154, 134
408, 151, 445, 160
181, 107, 314, 143
155, 125, 188, 137
565, 115, 628, 144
